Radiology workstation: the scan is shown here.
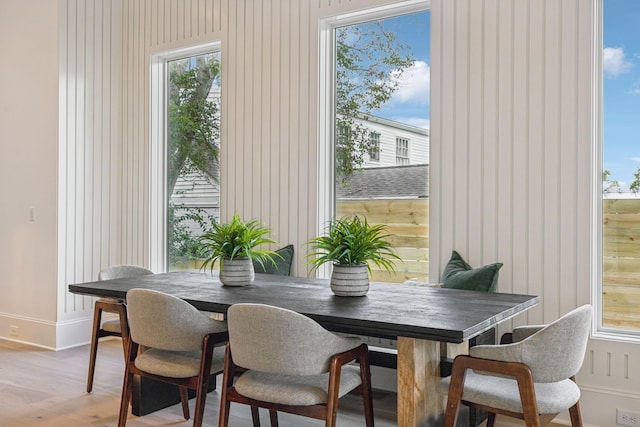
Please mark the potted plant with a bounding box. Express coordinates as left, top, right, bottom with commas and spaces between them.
199, 213, 280, 286
306, 215, 400, 296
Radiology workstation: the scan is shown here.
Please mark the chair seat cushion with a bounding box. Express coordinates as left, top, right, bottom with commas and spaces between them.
135, 348, 225, 378
101, 319, 121, 333
234, 364, 362, 406
439, 371, 580, 414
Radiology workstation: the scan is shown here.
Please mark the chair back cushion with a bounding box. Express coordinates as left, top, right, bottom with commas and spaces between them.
99, 265, 153, 281
471, 304, 593, 382
227, 303, 361, 375
126, 288, 227, 351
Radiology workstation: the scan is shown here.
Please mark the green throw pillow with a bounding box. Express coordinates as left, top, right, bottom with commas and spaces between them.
253, 244, 294, 276
441, 250, 503, 292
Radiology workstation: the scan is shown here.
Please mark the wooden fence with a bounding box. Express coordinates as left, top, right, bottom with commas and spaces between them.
336, 198, 429, 283
603, 199, 640, 331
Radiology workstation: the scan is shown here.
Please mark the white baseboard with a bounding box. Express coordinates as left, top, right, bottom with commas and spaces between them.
0, 312, 93, 350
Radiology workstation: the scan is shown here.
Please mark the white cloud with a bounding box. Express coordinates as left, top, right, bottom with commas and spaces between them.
603, 47, 633, 77
390, 61, 430, 105
632, 157, 640, 163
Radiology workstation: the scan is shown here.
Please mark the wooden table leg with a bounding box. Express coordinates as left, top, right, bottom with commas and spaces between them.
397, 337, 468, 427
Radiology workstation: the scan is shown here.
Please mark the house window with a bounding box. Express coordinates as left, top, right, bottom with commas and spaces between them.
319, 1, 430, 283
396, 137, 410, 165
599, 0, 640, 337
150, 43, 221, 272
369, 133, 380, 162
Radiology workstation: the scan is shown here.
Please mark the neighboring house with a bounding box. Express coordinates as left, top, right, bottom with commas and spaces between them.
336, 163, 429, 199
357, 114, 429, 168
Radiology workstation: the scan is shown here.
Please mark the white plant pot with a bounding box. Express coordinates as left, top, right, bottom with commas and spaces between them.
330, 264, 370, 296
220, 258, 255, 286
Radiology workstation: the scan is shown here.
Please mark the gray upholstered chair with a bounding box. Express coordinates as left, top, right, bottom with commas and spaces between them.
440, 304, 593, 427
87, 265, 153, 393
118, 288, 228, 427
218, 303, 374, 427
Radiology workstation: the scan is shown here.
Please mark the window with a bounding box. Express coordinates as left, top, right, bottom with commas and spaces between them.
150, 43, 221, 273
599, 0, 640, 337
320, 2, 430, 283
395, 137, 410, 165
369, 133, 380, 162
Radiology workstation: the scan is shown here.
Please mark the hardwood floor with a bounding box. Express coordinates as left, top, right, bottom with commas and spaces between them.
0, 338, 397, 427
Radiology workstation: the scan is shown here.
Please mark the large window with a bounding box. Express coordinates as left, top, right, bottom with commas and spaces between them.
322, 2, 430, 283
150, 44, 222, 273
600, 0, 640, 337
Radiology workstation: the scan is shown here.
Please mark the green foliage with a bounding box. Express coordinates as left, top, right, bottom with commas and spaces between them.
168, 202, 216, 266
198, 214, 280, 273
335, 22, 415, 181
603, 170, 621, 194
168, 54, 220, 197
306, 216, 400, 273
630, 167, 640, 194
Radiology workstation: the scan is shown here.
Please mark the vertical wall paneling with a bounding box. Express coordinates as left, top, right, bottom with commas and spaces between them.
57, 1, 639, 422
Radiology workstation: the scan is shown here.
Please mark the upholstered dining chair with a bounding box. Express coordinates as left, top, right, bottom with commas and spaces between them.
218, 303, 374, 427
440, 304, 593, 427
118, 288, 228, 427
86, 265, 153, 393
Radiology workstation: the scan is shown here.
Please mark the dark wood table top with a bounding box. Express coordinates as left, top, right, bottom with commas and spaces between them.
69, 270, 539, 343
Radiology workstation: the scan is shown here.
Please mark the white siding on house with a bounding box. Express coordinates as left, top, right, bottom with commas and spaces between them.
359, 115, 429, 168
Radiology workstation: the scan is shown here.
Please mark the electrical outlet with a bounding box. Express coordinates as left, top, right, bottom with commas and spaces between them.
618, 408, 640, 427
9, 325, 19, 337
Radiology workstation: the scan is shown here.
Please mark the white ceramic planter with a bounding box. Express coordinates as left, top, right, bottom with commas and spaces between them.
219, 258, 255, 286
330, 264, 370, 296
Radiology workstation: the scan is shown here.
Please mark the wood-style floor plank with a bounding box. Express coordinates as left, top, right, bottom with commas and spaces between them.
0, 339, 397, 427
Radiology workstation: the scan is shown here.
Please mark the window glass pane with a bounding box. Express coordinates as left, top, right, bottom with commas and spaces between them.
167, 52, 221, 271
334, 10, 430, 283
602, 0, 640, 334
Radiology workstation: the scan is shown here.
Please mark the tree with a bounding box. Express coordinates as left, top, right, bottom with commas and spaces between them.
167, 54, 221, 264
603, 170, 621, 195
167, 54, 221, 198
630, 167, 640, 194
335, 21, 416, 181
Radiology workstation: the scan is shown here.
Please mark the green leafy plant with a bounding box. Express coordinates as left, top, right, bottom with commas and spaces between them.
198, 214, 280, 273
306, 216, 400, 273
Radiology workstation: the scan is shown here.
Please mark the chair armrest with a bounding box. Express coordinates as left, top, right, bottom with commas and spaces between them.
443, 355, 539, 425
330, 343, 369, 368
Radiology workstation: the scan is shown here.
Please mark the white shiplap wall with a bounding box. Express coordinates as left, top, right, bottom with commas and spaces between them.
58, 0, 638, 423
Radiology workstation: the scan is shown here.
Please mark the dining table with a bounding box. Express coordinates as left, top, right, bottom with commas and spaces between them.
69, 270, 539, 427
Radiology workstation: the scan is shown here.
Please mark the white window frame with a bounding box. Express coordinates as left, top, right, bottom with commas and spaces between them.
369, 132, 381, 162
395, 137, 410, 165
593, 0, 640, 342
317, 0, 429, 278
149, 42, 221, 273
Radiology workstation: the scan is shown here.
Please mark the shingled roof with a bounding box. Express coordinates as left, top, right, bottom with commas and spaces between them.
336, 164, 429, 199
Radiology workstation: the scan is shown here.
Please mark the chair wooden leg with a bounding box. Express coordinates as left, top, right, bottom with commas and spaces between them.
218, 344, 235, 427
569, 402, 583, 427
269, 409, 278, 427
178, 386, 190, 420
487, 412, 497, 427
118, 368, 133, 427
86, 305, 103, 393
359, 355, 374, 427
325, 365, 342, 427
250, 406, 261, 427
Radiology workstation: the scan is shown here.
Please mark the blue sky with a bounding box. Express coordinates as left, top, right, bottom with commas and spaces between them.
367, 10, 430, 130
603, 0, 640, 190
